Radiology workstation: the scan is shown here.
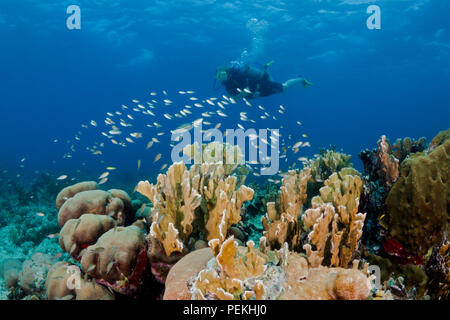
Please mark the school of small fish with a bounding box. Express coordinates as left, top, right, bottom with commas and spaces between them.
51, 90, 314, 184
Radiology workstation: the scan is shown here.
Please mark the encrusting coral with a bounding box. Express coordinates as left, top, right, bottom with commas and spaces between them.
358, 135, 409, 252
261, 168, 311, 250
426, 238, 450, 300
303, 168, 366, 268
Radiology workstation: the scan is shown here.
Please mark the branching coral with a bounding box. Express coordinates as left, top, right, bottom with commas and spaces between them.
183, 141, 245, 176
136, 161, 254, 268
190, 236, 267, 300
261, 168, 311, 250
167, 237, 372, 300
136, 162, 202, 257
303, 168, 366, 268
392, 137, 426, 163
305, 148, 352, 206
307, 148, 352, 183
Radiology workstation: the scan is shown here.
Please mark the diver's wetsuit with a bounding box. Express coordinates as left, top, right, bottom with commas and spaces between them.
224, 64, 283, 98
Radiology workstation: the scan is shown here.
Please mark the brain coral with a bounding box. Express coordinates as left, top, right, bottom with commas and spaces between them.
386, 138, 450, 257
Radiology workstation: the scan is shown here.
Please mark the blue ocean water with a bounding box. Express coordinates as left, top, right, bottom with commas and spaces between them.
0, 0, 449, 186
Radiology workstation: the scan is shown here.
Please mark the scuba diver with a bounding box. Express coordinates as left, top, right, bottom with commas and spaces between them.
215, 61, 312, 100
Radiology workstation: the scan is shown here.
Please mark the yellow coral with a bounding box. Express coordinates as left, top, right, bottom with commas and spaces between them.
262, 168, 311, 249
311, 167, 362, 214
192, 237, 266, 300
137, 159, 254, 257
137, 162, 201, 256
304, 168, 366, 268
307, 149, 352, 182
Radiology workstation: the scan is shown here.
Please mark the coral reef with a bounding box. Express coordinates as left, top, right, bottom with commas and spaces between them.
46, 262, 115, 300
190, 237, 266, 300
429, 128, 450, 151
359, 135, 405, 252
385, 138, 449, 257
392, 136, 426, 163
305, 147, 352, 207
261, 168, 310, 250
2, 129, 450, 301
167, 236, 373, 300
243, 182, 278, 243
425, 238, 449, 300
80, 225, 148, 295
307, 147, 352, 184
136, 161, 254, 282
303, 168, 365, 268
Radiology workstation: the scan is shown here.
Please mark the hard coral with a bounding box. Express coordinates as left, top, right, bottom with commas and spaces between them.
171, 237, 372, 300
80, 225, 147, 295
304, 168, 366, 268
392, 136, 426, 163
262, 168, 310, 250
58, 189, 131, 227
56, 181, 98, 211
59, 214, 116, 258
46, 262, 114, 300
136, 160, 254, 282
18, 253, 52, 299
164, 248, 214, 300
190, 237, 267, 300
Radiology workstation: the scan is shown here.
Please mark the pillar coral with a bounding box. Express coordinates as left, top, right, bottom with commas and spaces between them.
262, 168, 311, 250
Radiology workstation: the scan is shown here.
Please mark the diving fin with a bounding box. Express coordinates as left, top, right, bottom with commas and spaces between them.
301, 78, 313, 88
